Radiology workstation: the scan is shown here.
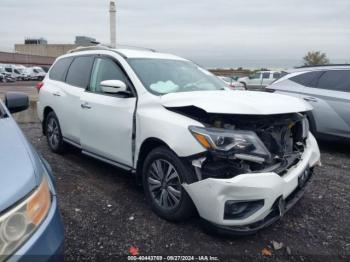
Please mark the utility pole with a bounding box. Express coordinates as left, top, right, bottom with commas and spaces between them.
109, 0, 117, 48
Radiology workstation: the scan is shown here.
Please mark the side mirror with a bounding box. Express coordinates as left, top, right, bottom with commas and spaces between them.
5, 92, 29, 113
100, 80, 128, 94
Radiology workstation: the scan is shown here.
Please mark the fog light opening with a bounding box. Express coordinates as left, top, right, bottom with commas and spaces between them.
224, 200, 264, 220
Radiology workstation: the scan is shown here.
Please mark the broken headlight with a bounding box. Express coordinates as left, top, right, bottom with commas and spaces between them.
189, 126, 271, 162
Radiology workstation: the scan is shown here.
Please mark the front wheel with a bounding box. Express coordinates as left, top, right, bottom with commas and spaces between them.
45, 111, 66, 153
142, 147, 196, 221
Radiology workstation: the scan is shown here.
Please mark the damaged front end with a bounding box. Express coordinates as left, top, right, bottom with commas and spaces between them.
185, 111, 310, 181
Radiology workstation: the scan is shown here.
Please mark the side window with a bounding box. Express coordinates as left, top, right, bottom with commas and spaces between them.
89, 58, 129, 93
273, 72, 281, 79
250, 73, 261, 79
317, 70, 350, 92
49, 57, 73, 81
290, 71, 323, 87
262, 72, 270, 79
66, 56, 94, 88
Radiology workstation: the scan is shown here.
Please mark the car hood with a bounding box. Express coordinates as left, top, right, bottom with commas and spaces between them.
0, 117, 40, 212
160, 90, 312, 115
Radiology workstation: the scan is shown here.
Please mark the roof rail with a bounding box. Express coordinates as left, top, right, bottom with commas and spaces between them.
68, 44, 157, 54
295, 64, 350, 69
68, 45, 112, 53
116, 45, 157, 52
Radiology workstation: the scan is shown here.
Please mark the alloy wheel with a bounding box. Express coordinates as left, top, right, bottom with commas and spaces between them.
47, 117, 60, 149
147, 159, 182, 209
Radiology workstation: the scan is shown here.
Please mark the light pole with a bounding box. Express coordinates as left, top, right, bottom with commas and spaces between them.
109, 0, 117, 48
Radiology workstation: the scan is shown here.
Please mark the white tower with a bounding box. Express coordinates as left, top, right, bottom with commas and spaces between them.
109, 0, 117, 48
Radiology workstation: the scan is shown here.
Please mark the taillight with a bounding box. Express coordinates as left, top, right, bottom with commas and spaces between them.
36, 82, 44, 92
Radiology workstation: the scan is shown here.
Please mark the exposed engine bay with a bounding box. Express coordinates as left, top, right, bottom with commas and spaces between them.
167, 106, 309, 181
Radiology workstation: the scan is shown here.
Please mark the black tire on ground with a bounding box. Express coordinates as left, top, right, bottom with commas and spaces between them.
45, 111, 66, 154
142, 146, 196, 222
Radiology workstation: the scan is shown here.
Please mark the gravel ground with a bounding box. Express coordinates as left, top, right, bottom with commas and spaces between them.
19, 122, 350, 262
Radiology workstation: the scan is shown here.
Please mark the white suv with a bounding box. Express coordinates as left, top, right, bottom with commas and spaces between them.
37, 46, 320, 235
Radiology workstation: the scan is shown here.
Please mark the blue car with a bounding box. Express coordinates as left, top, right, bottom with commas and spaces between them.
0, 92, 64, 261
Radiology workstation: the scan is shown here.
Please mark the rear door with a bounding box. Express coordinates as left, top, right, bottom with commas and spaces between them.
247, 72, 262, 88
308, 70, 350, 137
261, 72, 271, 87
80, 56, 136, 167
59, 55, 95, 143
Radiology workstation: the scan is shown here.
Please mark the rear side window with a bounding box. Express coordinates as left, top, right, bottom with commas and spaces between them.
317, 70, 350, 92
49, 57, 73, 81
66, 56, 94, 88
273, 72, 281, 79
290, 71, 323, 87
262, 73, 270, 79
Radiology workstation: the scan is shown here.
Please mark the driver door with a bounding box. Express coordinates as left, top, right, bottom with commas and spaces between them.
80, 57, 136, 167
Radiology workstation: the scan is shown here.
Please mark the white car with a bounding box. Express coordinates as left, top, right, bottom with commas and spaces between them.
3, 65, 23, 80
238, 71, 281, 89
37, 46, 320, 234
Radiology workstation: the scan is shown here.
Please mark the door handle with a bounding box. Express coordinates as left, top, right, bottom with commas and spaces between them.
81, 102, 92, 109
303, 97, 317, 102
53, 92, 61, 97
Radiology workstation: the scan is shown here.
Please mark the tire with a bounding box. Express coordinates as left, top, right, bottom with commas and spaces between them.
240, 82, 247, 90
142, 146, 196, 222
45, 111, 66, 153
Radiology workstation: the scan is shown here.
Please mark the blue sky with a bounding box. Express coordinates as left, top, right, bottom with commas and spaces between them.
1, 0, 349, 67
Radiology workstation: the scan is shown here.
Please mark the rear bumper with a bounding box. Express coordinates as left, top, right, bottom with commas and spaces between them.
183, 133, 321, 235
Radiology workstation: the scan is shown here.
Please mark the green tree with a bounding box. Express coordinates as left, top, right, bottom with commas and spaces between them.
303, 51, 330, 66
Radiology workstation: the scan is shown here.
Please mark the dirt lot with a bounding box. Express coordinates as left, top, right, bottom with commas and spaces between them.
16, 123, 349, 262
3, 82, 349, 261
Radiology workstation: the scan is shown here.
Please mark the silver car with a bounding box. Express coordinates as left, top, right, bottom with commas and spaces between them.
267, 65, 350, 139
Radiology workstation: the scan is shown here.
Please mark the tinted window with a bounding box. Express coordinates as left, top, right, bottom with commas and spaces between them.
5, 68, 11, 73
262, 73, 270, 79
317, 70, 350, 92
290, 71, 323, 87
49, 57, 73, 81
89, 58, 129, 93
66, 56, 94, 88
273, 72, 281, 79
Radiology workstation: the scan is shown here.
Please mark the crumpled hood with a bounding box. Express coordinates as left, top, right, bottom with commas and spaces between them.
0, 118, 39, 212
161, 90, 312, 115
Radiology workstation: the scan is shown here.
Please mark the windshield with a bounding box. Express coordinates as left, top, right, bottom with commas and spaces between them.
128, 58, 225, 95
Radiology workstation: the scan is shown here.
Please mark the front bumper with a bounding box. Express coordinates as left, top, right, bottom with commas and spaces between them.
183, 133, 321, 235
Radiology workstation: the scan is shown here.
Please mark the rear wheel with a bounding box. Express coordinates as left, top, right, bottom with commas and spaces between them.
45, 111, 66, 153
240, 82, 247, 90
142, 147, 196, 221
